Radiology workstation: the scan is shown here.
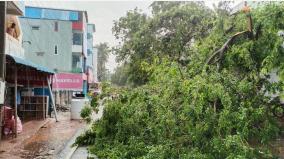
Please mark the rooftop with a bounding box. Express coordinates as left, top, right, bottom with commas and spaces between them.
26, 6, 86, 13
23, 6, 89, 22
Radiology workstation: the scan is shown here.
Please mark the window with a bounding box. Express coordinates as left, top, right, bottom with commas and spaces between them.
54, 45, 58, 55
73, 33, 83, 45
54, 21, 58, 32
87, 33, 93, 39
87, 49, 92, 55
72, 53, 82, 73
72, 54, 80, 68
31, 26, 40, 30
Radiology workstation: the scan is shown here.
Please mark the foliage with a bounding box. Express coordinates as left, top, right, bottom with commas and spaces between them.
75, 2, 284, 159
111, 63, 130, 86
99, 82, 112, 99
112, 2, 215, 86
88, 91, 100, 113
74, 128, 96, 146
96, 43, 111, 82
80, 105, 92, 123
99, 82, 124, 99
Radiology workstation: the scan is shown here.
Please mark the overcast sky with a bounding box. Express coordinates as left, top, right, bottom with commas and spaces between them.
24, 1, 227, 72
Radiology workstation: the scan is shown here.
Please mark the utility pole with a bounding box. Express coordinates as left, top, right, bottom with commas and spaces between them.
0, 1, 6, 80
0, 1, 6, 141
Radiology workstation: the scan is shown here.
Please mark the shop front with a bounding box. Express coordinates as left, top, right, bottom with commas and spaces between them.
1, 54, 54, 138
52, 73, 85, 110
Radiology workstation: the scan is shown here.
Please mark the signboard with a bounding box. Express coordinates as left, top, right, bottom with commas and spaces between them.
52, 73, 83, 91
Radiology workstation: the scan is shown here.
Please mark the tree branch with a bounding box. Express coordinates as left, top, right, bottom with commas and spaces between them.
204, 30, 250, 70
204, 9, 254, 71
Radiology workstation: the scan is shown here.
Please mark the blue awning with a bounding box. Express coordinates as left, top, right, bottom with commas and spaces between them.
7, 54, 54, 74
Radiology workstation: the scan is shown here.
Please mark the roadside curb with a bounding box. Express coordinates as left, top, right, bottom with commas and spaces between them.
55, 125, 87, 159
61, 99, 104, 159
65, 145, 78, 159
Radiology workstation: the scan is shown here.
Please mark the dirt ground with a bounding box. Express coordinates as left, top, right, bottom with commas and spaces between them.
0, 111, 85, 159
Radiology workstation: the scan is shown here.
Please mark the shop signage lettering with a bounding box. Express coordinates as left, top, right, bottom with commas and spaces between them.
52, 73, 83, 91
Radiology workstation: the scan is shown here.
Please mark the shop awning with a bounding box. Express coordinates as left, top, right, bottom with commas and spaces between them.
7, 54, 54, 74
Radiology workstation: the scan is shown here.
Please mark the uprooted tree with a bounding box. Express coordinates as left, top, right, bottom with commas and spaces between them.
75, 2, 284, 158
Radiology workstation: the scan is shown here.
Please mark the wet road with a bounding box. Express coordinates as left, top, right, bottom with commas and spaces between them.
1, 112, 85, 159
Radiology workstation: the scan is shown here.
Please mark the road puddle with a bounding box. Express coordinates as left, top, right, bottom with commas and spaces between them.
1, 112, 85, 159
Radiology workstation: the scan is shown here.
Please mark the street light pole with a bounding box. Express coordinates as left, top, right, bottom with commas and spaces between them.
0, 1, 6, 81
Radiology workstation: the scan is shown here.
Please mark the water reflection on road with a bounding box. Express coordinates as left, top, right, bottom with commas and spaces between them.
12, 112, 84, 159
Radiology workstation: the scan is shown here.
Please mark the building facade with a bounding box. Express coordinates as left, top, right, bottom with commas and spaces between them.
1, 1, 56, 140
86, 24, 96, 84
20, 18, 73, 72
20, 6, 96, 94
20, 7, 85, 73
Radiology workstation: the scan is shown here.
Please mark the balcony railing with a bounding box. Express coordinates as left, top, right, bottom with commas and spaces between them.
5, 33, 25, 58
71, 68, 82, 73
72, 45, 83, 53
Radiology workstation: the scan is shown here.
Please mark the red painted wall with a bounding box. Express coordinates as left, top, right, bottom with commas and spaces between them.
72, 22, 83, 30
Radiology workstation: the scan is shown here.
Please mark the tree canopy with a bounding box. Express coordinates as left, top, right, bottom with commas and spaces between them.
112, 2, 216, 85
96, 42, 111, 82
76, 2, 284, 158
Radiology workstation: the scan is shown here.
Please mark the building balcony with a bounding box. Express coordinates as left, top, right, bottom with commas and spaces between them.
5, 33, 25, 59
71, 67, 83, 73
72, 45, 82, 53
7, 1, 25, 16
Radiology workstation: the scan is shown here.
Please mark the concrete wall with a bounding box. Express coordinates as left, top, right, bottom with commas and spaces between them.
20, 18, 73, 72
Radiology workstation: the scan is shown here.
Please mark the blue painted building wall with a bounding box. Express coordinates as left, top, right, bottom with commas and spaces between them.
24, 7, 79, 21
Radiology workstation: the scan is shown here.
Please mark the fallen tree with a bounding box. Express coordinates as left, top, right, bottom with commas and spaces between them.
75, 3, 284, 158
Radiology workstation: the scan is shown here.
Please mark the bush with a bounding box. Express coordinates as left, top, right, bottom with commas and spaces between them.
80, 106, 92, 123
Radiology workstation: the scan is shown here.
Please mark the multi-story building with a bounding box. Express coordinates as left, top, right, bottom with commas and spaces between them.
20, 6, 96, 94
86, 24, 97, 85
1, 2, 56, 139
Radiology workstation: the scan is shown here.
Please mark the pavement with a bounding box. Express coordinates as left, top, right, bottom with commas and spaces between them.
0, 100, 104, 159
70, 147, 89, 159
55, 126, 87, 159
69, 101, 104, 159
0, 111, 85, 159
